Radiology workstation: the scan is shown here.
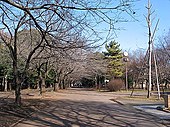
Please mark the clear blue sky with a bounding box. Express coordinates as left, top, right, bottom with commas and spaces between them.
112, 0, 170, 51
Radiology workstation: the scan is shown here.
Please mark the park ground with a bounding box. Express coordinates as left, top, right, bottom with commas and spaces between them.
0, 88, 170, 127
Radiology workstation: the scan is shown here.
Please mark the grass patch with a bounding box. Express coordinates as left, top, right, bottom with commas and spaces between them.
123, 95, 164, 102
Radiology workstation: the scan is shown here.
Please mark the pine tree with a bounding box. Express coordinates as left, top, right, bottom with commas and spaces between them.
103, 40, 123, 78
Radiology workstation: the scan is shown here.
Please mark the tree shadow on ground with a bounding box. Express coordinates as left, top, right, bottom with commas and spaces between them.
0, 97, 35, 127
17, 99, 166, 127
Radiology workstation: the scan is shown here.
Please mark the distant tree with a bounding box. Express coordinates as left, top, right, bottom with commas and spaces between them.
156, 30, 170, 86
128, 49, 147, 88
84, 52, 107, 88
103, 40, 123, 78
0, 42, 12, 91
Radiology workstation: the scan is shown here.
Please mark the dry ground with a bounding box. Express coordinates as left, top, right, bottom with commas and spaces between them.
0, 89, 51, 127
0, 88, 169, 127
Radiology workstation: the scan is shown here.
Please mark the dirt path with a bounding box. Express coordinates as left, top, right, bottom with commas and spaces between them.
13, 88, 169, 127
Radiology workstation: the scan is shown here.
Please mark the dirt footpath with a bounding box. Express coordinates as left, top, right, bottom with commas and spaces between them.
13, 88, 169, 127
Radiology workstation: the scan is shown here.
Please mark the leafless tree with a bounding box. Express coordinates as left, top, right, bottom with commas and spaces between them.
0, 0, 136, 105
156, 31, 170, 88
128, 49, 147, 86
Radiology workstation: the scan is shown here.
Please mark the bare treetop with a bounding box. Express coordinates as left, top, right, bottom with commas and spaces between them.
0, 0, 136, 45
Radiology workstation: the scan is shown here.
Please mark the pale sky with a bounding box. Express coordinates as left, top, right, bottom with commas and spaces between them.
113, 0, 170, 51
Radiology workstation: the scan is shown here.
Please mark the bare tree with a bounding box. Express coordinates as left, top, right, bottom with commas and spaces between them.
156, 31, 170, 88
128, 49, 147, 88
0, 0, 136, 105
145, 0, 160, 98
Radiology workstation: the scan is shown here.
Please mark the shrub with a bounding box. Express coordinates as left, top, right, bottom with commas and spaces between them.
107, 79, 123, 91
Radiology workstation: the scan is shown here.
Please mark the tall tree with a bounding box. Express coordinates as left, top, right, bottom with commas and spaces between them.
145, 0, 160, 98
0, 0, 136, 105
103, 40, 123, 79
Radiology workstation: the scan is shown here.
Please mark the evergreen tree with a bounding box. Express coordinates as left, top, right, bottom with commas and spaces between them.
103, 40, 123, 78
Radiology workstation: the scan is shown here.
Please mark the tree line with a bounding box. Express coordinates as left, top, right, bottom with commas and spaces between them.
0, 0, 170, 105
0, 0, 136, 105
128, 31, 170, 90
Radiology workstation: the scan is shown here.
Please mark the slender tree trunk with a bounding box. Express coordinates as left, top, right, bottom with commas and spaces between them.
38, 75, 46, 95
147, 0, 152, 98
4, 75, 8, 92
59, 82, 61, 89
62, 79, 65, 89
54, 76, 59, 91
9, 83, 12, 91
53, 78, 56, 91
2, 76, 5, 91
95, 75, 97, 89
38, 76, 42, 95
53, 82, 57, 91
0, 79, 2, 89
99, 76, 101, 91
37, 64, 46, 95
58, 77, 62, 89
42, 76, 46, 92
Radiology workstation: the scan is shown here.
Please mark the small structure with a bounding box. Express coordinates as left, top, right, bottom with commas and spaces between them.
162, 94, 170, 108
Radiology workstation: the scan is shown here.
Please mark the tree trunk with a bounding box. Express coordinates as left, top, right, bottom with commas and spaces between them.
99, 76, 101, 91
4, 75, 8, 92
15, 83, 21, 105
53, 76, 59, 91
14, 65, 21, 105
53, 82, 56, 91
38, 76, 42, 95
95, 76, 97, 89
2, 76, 5, 91
61, 79, 64, 89
147, 0, 152, 98
9, 83, 12, 91
39, 74, 46, 95
58, 77, 62, 89
42, 76, 46, 91
54, 82, 59, 91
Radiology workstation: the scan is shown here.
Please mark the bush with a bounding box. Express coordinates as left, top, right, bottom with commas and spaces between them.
107, 79, 123, 91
